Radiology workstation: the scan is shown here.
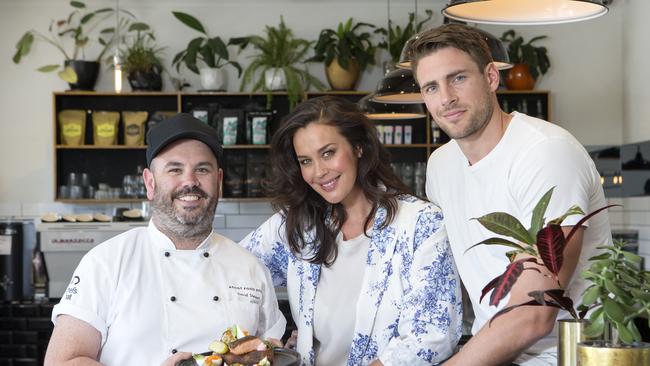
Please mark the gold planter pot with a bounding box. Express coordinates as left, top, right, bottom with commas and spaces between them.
558, 319, 588, 366
325, 58, 360, 91
577, 341, 650, 366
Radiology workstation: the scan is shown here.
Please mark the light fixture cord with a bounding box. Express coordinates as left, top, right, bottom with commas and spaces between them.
115, 0, 120, 62
387, 0, 391, 57
414, 0, 418, 24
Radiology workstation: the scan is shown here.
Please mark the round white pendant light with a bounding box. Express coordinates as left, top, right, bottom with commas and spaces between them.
442, 0, 610, 26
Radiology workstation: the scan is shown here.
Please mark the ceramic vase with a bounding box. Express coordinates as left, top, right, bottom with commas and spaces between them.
505, 63, 535, 90
199, 67, 226, 91
325, 58, 360, 91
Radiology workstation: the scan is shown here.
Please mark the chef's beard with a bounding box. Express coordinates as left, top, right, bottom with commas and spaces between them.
151, 185, 218, 239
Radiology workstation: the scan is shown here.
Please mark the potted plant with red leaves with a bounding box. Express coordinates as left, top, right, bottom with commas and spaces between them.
467, 186, 615, 365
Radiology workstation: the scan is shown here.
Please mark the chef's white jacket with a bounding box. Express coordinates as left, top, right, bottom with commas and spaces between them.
52, 221, 286, 365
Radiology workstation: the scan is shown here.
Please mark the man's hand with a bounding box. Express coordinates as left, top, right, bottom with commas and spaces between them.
284, 330, 298, 350
161, 351, 192, 366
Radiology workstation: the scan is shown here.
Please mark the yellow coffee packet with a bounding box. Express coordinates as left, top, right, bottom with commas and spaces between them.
58, 109, 86, 146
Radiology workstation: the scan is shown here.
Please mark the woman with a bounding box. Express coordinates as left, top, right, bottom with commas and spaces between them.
240, 96, 461, 365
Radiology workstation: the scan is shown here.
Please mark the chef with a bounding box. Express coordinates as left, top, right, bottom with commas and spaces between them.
45, 113, 286, 366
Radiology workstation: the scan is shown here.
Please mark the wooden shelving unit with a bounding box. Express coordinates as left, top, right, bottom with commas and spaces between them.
52, 90, 550, 202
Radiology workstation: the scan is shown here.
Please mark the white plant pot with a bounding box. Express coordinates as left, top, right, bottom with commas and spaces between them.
199, 67, 225, 91
264, 68, 286, 91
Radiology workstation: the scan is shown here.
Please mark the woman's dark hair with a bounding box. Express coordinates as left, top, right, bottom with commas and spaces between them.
266, 95, 411, 266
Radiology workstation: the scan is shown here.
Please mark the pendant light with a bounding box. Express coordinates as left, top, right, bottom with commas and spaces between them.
113, 0, 123, 93
372, 68, 422, 104
358, 93, 427, 120
372, 0, 423, 104
397, 27, 512, 70
442, 0, 610, 26
375, 26, 510, 104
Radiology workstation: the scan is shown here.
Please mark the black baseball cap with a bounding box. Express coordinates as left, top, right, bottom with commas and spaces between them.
146, 113, 222, 167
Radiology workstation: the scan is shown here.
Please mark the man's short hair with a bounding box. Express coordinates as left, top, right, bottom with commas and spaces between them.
408, 23, 494, 79
145, 113, 223, 167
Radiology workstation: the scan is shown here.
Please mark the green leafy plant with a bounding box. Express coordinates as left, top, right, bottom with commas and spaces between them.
118, 22, 164, 75
500, 29, 551, 81
579, 239, 650, 345
309, 18, 377, 72
12, 0, 132, 82
171, 11, 241, 76
231, 17, 324, 109
468, 187, 615, 322
375, 10, 433, 65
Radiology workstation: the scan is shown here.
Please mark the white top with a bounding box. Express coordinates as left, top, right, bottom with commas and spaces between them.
426, 112, 612, 358
313, 232, 371, 366
51, 221, 286, 366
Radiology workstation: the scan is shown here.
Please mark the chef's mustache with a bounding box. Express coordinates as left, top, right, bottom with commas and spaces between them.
172, 186, 208, 199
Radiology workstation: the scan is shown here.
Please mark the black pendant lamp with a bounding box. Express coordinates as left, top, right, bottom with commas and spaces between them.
358, 93, 427, 120
371, 68, 422, 104
442, 0, 610, 25
397, 27, 512, 70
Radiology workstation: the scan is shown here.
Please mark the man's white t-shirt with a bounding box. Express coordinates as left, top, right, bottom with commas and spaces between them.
51, 221, 286, 366
426, 112, 612, 361
313, 232, 370, 366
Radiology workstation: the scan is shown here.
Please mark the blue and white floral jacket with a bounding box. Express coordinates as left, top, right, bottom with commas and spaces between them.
240, 195, 462, 366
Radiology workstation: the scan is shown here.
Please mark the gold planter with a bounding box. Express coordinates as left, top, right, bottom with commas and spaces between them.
577, 341, 650, 366
558, 319, 588, 366
325, 58, 360, 91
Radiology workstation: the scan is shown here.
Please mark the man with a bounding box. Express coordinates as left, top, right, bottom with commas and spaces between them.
408, 24, 612, 365
45, 113, 286, 366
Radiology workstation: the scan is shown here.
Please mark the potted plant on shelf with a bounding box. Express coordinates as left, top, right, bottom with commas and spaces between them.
171, 11, 242, 91
309, 18, 377, 91
468, 187, 615, 366
231, 17, 324, 109
117, 22, 165, 91
375, 9, 433, 70
12, 0, 132, 91
576, 239, 650, 365
499, 29, 551, 90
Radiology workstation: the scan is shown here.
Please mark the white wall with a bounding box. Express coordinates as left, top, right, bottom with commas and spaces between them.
0, 0, 626, 206
623, 0, 650, 142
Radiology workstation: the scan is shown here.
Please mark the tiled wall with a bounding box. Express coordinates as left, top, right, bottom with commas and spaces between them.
608, 197, 650, 270
213, 201, 275, 242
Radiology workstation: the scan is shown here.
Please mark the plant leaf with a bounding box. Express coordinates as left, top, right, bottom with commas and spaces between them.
536, 224, 565, 276
473, 212, 534, 244
13, 32, 35, 64
548, 205, 585, 225
464, 237, 527, 254
489, 299, 561, 326
564, 204, 619, 243
581, 285, 600, 306
615, 321, 636, 344
58, 66, 77, 83
70, 1, 85, 9
37, 64, 60, 72
172, 11, 206, 35
529, 186, 554, 237
603, 296, 624, 323
584, 307, 604, 338
488, 258, 540, 306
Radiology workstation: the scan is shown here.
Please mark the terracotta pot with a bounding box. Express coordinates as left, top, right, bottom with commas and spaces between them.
325, 58, 360, 91
505, 63, 535, 90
